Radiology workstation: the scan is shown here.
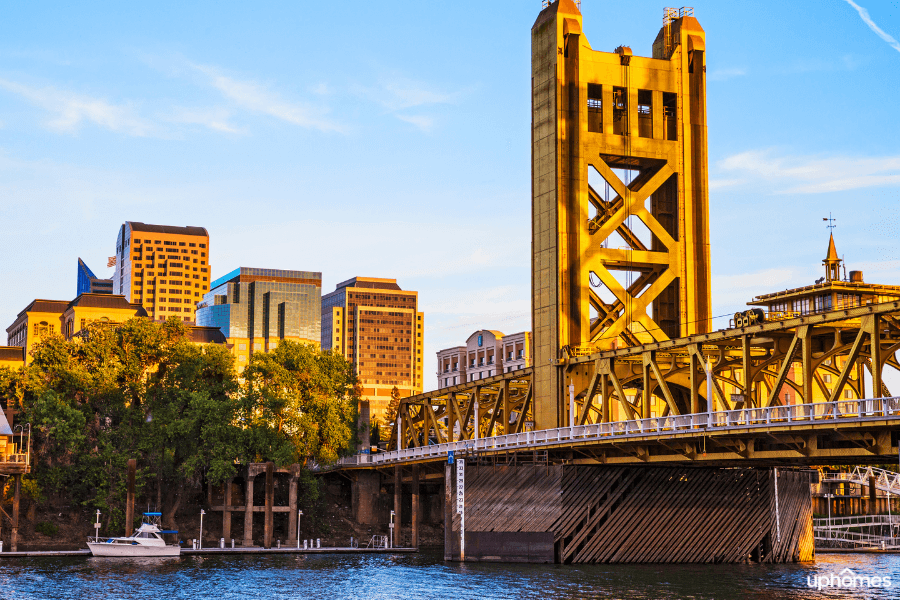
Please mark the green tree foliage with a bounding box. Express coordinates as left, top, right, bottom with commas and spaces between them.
243, 341, 360, 466
0, 319, 359, 532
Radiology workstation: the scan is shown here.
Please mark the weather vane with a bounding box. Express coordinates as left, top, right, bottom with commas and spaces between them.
823, 213, 836, 231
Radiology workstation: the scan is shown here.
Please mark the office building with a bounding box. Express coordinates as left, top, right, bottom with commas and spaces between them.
321, 277, 424, 421
77, 258, 113, 295
196, 267, 322, 371
436, 330, 532, 388
112, 222, 211, 323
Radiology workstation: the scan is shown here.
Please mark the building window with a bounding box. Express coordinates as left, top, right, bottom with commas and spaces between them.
587, 83, 602, 132
663, 92, 677, 140
637, 89, 652, 138
613, 87, 627, 135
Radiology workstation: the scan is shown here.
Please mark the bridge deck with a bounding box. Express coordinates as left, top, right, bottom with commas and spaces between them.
338, 396, 900, 469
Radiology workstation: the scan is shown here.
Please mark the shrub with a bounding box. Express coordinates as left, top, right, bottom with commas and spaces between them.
35, 521, 59, 537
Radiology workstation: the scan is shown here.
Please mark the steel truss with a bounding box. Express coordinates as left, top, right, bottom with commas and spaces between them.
391, 300, 900, 458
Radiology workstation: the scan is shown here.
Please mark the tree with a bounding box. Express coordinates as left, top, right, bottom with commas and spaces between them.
242, 341, 360, 466
382, 386, 401, 441
142, 338, 244, 528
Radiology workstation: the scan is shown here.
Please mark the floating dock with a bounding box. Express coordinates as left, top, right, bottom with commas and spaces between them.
0, 547, 416, 558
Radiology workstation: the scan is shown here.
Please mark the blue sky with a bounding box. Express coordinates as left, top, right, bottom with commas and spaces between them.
1, 0, 898, 391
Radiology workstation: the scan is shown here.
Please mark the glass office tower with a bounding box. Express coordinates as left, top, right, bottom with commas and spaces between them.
196, 267, 322, 371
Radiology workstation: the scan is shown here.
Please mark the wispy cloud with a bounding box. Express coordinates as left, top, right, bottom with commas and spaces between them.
714, 149, 900, 193
396, 114, 434, 132
166, 106, 239, 133
373, 76, 459, 111
192, 64, 345, 133
354, 74, 463, 131
0, 79, 154, 136
707, 67, 746, 81
843, 0, 900, 54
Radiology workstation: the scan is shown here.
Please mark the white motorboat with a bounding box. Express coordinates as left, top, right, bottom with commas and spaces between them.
88, 513, 181, 557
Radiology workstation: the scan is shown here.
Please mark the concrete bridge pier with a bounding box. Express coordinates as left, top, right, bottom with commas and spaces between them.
446, 463, 814, 564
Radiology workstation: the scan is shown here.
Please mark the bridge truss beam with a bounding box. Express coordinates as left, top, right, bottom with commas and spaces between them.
392, 300, 900, 464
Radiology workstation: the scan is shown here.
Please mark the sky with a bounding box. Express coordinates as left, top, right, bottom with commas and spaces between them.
0, 0, 899, 392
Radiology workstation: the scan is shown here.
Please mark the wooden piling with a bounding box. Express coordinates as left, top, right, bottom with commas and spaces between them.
243, 473, 254, 547
394, 466, 401, 547
125, 459, 136, 536
264, 462, 274, 549
288, 465, 299, 547
223, 478, 233, 542
11, 474, 20, 552
411, 465, 420, 549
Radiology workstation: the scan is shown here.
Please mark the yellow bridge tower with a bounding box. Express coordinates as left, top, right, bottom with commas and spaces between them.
532, 2, 711, 428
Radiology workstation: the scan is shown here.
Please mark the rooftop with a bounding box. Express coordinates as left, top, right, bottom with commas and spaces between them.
0, 346, 24, 362
127, 222, 208, 237
334, 277, 402, 291
211, 267, 322, 290
66, 293, 148, 316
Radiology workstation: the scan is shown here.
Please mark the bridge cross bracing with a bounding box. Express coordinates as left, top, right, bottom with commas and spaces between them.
379, 300, 900, 465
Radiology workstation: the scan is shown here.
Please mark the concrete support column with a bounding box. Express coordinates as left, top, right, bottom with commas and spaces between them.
352, 471, 380, 525
443, 462, 452, 561
243, 474, 254, 547
125, 459, 136, 537
394, 466, 402, 547
288, 465, 299, 547
359, 400, 371, 452
223, 478, 233, 542
411, 465, 420, 549
264, 462, 274, 549
11, 474, 20, 552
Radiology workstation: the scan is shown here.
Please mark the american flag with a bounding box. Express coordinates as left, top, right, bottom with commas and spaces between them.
107, 256, 117, 268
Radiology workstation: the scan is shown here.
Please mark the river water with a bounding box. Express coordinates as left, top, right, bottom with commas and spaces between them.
0, 550, 898, 599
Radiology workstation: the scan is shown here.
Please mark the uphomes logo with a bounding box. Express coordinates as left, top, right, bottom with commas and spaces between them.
808, 567, 892, 590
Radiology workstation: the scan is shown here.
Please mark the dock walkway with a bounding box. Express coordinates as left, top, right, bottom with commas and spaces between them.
0, 547, 416, 558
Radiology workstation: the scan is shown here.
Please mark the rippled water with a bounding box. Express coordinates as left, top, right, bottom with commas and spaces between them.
0, 550, 898, 599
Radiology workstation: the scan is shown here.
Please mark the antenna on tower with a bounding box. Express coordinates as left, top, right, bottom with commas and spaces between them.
823, 213, 837, 231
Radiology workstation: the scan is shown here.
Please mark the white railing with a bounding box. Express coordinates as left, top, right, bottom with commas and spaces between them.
335, 396, 900, 467
814, 514, 900, 549
822, 466, 900, 496
815, 515, 897, 529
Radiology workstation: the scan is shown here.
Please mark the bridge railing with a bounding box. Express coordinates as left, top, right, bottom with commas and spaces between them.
341, 396, 900, 466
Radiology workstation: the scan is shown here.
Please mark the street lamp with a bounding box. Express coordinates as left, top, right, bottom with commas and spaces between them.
297, 510, 303, 548
199, 509, 205, 550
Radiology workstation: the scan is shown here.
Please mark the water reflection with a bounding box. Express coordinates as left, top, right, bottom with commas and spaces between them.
0, 551, 897, 599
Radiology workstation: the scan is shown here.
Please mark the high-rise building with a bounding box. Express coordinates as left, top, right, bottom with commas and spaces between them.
112, 222, 211, 323
77, 258, 113, 295
436, 329, 532, 389
321, 277, 424, 422
196, 267, 322, 372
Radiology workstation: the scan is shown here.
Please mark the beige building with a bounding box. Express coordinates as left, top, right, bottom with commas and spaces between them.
5, 294, 225, 366
112, 222, 211, 323
321, 277, 424, 422
436, 329, 532, 389
6, 295, 148, 363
